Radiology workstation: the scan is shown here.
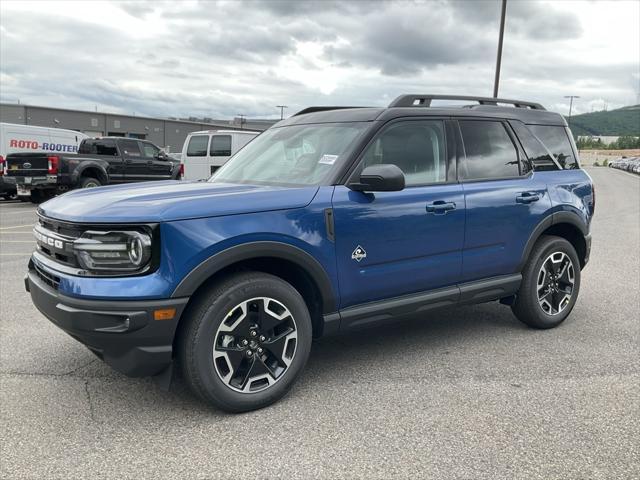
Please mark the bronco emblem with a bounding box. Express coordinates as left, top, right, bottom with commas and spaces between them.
351, 245, 367, 262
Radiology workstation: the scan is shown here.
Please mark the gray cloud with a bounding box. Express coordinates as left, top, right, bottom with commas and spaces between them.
0, 0, 636, 119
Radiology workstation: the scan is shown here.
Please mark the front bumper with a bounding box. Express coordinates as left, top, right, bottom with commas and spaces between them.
25, 269, 189, 377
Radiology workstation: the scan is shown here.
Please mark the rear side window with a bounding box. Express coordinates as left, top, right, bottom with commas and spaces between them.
186, 135, 209, 157
210, 135, 232, 156
459, 121, 520, 180
527, 125, 578, 169
120, 139, 141, 157
510, 121, 558, 171
78, 140, 118, 156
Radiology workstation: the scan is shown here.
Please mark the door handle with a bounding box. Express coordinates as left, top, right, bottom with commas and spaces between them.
147, 161, 154, 165
124, 159, 132, 164
516, 192, 541, 204
426, 200, 456, 214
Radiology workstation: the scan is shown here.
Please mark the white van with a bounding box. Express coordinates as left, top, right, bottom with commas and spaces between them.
0, 123, 88, 199
180, 130, 259, 180
0, 123, 88, 159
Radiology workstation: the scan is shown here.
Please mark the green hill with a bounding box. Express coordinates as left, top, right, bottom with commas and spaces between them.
567, 105, 640, 136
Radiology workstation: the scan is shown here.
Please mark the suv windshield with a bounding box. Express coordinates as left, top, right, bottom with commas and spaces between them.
210, 122, 368, 186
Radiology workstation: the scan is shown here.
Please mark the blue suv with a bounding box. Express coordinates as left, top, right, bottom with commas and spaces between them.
26, 95, 594, 412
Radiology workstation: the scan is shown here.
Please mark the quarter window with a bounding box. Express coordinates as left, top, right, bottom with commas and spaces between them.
359, 120, 447, 186
210, 135, 232, 156
510, 121, 559, 171
186, 135, 209, 157
527, 125, 578, 169
459, 121, 520, 180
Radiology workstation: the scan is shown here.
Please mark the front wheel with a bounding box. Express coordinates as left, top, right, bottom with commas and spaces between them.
512, 235, 581, 329
179, 272, 312, 412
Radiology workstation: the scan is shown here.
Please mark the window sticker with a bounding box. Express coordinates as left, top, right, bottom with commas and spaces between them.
319, 154, 339, 165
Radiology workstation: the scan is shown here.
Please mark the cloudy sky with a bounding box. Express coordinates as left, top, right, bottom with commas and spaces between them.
1, 0, 638, 119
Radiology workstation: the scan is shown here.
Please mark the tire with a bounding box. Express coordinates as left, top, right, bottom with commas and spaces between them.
512, 235, 581, 329
178, 271, 313, 412
79, 177, 101, 189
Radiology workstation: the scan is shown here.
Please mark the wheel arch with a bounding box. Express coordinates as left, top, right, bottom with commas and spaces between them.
172, 242, 338, 338
73, 162, 109, 185
519, 212, 589, 271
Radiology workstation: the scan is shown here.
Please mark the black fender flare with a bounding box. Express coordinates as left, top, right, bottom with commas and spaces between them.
518, 211, 588, 271
171, 241, 338, 313
72, 161, 110, 185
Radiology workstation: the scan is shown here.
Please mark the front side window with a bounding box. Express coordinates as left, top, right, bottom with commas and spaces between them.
459, 120, 520, 180
357, 120, 447, 186
140, 142, 160, 158
211, 123, 368, 187
120, 139, 141, 157
186, 135, 209, 157
527, 125, 578, 169
210, 135, 232, 156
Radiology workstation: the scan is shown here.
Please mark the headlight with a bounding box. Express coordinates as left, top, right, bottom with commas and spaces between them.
73, 230, 152, 273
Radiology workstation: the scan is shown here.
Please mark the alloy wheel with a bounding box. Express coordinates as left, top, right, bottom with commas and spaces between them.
536, 251, 575, 315
213, 297, 298, 393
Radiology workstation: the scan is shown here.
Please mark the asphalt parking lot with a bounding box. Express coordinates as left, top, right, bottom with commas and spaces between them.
1, 167, 638, 479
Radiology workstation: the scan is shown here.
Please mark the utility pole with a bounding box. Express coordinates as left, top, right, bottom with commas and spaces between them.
493, 0, 507, 98
276, 105, 288, 120
237, 114, 246, 130
564, 95, 580, 127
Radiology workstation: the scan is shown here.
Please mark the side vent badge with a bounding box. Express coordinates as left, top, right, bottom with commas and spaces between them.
351, 245, 367, 262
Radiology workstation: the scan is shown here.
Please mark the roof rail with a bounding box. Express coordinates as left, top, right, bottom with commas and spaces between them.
293, 106, 370, 117
389, 94, 545, 110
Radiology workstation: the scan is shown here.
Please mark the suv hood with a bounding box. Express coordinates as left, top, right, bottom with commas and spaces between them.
39, 180, 320, 223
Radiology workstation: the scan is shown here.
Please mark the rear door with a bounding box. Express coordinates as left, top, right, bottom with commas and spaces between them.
209, 134, 232, 173
183, 134, 210, 180
120, 139, 146, 182
457, 119, 551, 282
77, 139, 125, 182
332, 119, 464, 309
137, 141, 173, 180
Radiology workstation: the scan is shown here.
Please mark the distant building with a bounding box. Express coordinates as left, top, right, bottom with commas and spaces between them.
577, 135, 622, 146
0, 103, 277, 153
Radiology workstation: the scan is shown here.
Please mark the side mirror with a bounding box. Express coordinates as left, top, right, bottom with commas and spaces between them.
349, 164, 405, 192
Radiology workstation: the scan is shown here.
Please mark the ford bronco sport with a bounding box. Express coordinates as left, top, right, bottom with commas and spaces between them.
25, 95, 594, 412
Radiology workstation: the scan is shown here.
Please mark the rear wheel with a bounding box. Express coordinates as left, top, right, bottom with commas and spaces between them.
179, 272, 312, 412
512, 235, 581, 329
79, 177, 101, 189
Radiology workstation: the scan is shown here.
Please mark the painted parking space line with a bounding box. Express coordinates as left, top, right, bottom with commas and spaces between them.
0, 225, 34, 231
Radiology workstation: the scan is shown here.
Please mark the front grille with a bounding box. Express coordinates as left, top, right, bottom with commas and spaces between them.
34, 216, 83, 268
34, 262, 61, 290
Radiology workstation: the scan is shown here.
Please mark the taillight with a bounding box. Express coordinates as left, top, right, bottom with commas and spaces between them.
0, 155, 4, 176
591, 183, 596, 214
179, 163, 184, 179
48, 156, 59, 175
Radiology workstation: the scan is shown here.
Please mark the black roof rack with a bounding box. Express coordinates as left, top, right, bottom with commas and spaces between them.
293, 106, 370, 117
389, 94, 545, 110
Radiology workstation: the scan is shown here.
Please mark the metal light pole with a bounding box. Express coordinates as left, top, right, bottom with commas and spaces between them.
564, 95, 580, 127
493, 0, 507, 98
276, 105, 288, 120
237, 114, 246, 129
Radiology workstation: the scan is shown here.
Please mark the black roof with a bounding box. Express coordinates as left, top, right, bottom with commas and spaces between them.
278, 94, 566, 127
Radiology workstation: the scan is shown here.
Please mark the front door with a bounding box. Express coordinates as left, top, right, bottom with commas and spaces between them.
137, 141, 174, 181
332, 119, 465, 309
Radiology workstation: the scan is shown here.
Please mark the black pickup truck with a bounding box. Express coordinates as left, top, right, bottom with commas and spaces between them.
5, 137, 181, 202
